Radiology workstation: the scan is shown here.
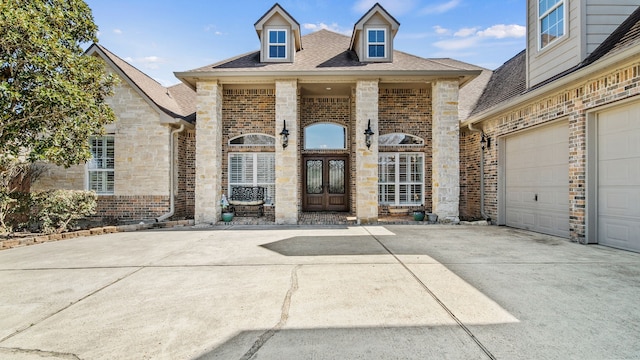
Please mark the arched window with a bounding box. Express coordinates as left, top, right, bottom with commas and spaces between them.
304, 123, 347, 150
229, 133, 275, 146
379, 133, 424, 146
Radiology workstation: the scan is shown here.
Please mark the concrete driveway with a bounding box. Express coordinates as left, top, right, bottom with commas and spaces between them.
0, 225, 639, 359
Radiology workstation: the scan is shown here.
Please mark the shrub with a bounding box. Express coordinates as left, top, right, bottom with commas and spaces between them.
31, 190, 97, 234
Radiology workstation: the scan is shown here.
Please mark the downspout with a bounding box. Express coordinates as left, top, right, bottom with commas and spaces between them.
467, 123, 490, 221
156, 124, 185, 222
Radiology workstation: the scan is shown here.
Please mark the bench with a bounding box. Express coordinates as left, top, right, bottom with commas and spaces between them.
228, 186, 265, 217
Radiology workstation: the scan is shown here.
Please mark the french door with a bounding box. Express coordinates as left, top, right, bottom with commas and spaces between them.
303, 155, 349, 211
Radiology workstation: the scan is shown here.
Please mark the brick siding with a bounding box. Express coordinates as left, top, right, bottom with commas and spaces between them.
461, 60, 640, 241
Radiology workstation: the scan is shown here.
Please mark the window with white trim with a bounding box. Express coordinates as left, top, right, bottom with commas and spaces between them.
539, 0, 565, 48
378, 153, 424, 205
268, 29, 287, 59
229, 153, 275, 205
367, 28, 386, 58
88, 136, 114, 194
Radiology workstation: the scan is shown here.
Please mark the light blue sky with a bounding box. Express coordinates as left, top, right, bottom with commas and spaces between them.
85, 0, 526, 86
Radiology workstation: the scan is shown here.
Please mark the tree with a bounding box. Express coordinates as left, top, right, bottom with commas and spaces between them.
0, 0, 116, 167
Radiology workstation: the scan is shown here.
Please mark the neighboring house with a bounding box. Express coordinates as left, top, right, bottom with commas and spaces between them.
173, 3, 484, 225
460, 1, 640, 252
32, 45, 196, 223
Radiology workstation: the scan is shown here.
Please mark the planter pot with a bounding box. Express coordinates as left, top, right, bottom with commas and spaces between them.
427, 213, 438, 223
413, 211, 425, 221
221, 212, 234, 223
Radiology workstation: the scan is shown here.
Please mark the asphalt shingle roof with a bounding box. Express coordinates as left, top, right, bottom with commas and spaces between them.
93, 44, 195, 121
188, 30, 479, 74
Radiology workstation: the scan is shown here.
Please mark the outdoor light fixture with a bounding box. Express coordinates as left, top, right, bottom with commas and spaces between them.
280, 120, 289, 149
480, 132, 491, 150
364, 119, 374, 149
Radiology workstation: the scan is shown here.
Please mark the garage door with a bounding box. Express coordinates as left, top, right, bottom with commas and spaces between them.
597, 103, 640, 252
504, 121, 569, 237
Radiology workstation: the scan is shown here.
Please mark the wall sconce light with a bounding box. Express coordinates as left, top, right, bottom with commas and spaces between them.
280, 120, 289, 149
480, 132, 491, 150
364, 119, 374, 149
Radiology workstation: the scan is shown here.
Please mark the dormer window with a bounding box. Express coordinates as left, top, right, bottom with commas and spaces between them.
367, 29, 386, 58
268, 29, 287, 59
539, 0, 565, 48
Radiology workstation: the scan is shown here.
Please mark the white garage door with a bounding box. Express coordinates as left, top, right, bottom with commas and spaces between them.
597, 103, 640, 252
505, 121, 569, 237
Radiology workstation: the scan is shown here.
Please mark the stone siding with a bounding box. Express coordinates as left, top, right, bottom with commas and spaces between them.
431, 80, 460, 221
355, 80, 379, 223
275, 80, 299, 224
195, 81, 223, 224
461, 60, 640, 241
32, 71, 174, 222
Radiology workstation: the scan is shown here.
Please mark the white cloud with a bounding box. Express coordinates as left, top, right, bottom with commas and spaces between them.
477, 24, 526, 39
420, 0, 461, 15
433, 37, 480, 51
303, 22, 351, 36
433, 25, 450, 35
113, 28, 123, 35
454, 27, 478, 37
353, 0, 417, 15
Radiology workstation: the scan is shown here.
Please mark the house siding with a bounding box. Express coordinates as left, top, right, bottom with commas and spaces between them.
527, 0, 581, 87
32, 71, 176, 222
586, 1, 639, 55
461, 58, 640, 241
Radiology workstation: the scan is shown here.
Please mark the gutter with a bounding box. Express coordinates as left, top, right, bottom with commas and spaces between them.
156, 124, 185, 222
467, 123, 490, 221
461, 43, 640, 127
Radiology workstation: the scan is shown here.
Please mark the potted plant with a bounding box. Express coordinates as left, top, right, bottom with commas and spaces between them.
413, 203, 425, 221
220, 194, 234, 223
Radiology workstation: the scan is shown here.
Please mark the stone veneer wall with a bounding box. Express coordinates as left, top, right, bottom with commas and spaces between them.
461, 60, 640, 241
378, 87, 432, 214
431, 80, 460, 221
195, 81, 223, 224
32, 71, 173, 222
300, 96, 353, 212
355, 80, 379, 223
275, 80, 299, 224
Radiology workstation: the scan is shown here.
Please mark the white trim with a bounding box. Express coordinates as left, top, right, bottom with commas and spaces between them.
267, 29, 288, 60
538, 0, 566, 50
228, 152, 276, 205
86, 135, 115, 195
366, 28, 387, 59
378, 152, 424, 206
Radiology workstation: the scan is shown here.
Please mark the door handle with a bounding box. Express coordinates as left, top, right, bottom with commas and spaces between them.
534, 194, 538, 201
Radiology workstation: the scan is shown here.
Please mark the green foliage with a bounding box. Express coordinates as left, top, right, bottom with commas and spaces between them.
0, 156, 41, 232
0, 0, 116, 167
31, 189, 97, 234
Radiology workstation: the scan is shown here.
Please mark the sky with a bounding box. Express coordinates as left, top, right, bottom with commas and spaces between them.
85, 0, 527, 86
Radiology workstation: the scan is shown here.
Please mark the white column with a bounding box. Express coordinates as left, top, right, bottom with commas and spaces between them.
194, 81, 223, 224
355, 80, 379, 224
431, 80, 460, 223
275, 79, 299, 224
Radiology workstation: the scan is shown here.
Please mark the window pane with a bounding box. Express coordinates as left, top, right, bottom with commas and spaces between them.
378, 153, 423, 205
304, 123, 346, 149
229, 153, 275, 205
269, 31, 277, 43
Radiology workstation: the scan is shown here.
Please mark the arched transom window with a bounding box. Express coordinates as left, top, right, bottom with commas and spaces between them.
304, 123, 347, 150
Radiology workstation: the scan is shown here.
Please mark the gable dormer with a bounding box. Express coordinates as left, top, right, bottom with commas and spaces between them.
254, 3, 302, 63
350, 3, 400, 63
